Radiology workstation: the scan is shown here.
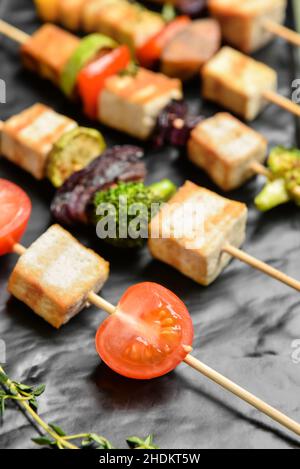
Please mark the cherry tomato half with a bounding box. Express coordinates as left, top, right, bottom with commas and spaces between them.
77, 45, 131, 119
95, 282, 194, 380
0, 179, 31, 256
136, 16, 191, 68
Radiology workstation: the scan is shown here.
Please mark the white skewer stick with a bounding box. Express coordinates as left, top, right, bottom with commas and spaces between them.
0, 19, 300, 118
11, 241, 300, 437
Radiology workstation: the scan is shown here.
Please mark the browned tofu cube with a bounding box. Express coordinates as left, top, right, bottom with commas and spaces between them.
149, 181, 247, 285
1, 104, 77, 179
99, 68, 182, 139
208, 0, 287, 53
8, 225, 110, 328
21, 24, 80, 85
188, 113, 267, 190
82, 0, 164, 49
202, 47, 277, 121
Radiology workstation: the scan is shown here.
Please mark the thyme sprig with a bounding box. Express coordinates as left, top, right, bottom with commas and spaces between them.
0, 366, 158, 450
0, 369, 45, 416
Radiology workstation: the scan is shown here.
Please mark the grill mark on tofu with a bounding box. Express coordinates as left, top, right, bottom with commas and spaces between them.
4, 104, 47, 134
2, 104, 77, 177
203, 47, 277, 95
18, 111, 76, 154
154, 183, 246, 251
197, 114, 263, 161
18, 226, 104, 305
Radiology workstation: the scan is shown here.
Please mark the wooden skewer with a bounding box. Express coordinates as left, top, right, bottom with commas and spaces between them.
263, 89, 300, 118
0, 19, 300, 118
0, 19, 29, 45
249, 161, 271, 178
184, 354, 300, 437
263, 19, 300, 48
11, 242, 300, 437
223, 243, 300, 292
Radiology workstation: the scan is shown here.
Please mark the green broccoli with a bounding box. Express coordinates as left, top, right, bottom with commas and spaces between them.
93, 179, 177, 248
255, 146, 300, 211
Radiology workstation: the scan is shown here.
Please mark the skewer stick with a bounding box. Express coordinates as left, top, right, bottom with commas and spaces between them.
184, 354, 300, 436
87, 291, 115, 315
11, 242, 300, 437
0, 19, 29, 45
263, 90, 300, 118
249, 161, 271, 178
0, 19, 300, 119
263, 19, 300, 48
223, 243, 300, 292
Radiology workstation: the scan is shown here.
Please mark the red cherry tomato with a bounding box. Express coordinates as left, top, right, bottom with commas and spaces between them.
136, 16, 191, 68
77, 45, 131, 119
95, 282, 194, 380
0, 179, 31, 256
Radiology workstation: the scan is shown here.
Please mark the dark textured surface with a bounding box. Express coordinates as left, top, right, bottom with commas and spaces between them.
0, 0, 300, 450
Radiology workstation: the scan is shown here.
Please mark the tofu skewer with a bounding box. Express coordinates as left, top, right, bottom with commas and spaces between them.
1, 105, 269, 192
0, 20, 298, 129
208, 0, 300, 53
34, 0, 300, 55
202, 46, 300, 121
0, 23, 295, 195
149, 0, 300, 52
5, 222, 300, 438
149, 181, 300, 291
0, 20, 182, 140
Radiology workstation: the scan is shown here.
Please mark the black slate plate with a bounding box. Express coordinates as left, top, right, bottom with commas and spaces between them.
0, 0, 300, 450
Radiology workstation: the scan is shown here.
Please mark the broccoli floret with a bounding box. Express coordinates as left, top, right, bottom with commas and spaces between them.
255, 146, 300, 211
93, 179, 176, 248
267, 146, 300, 176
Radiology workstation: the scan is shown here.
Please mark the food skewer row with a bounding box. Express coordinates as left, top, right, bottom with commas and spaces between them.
0, 19, 299, 131
3, 101, 299, 212
0, 106, 299, 289
147, 181, 300, 289
0, 102, 269, 193
2, 178, 300, 437
1, 24, 300, 199
34, 0, 300, 59
34, 0, 223, 76
0, 104, 106, 186
148, 0, 300, 52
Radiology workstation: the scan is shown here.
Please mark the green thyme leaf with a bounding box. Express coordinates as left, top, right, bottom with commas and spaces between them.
33, 384, 46, 397
0, 371, 8, 385
49, 423, 66, 437
32, 437, 54, 446
127, 435, 158, 449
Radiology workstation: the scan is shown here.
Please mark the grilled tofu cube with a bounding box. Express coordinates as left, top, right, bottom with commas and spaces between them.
8, 225, 110, 328
82, 0, 164, 49
149, 181, 247, 285
21, 24, 80, 85
1, 104, 77, 180
188, 113, 267, 191
208, 0, 287, 53
202, 47, 277, 121
99, 68, 182, 139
